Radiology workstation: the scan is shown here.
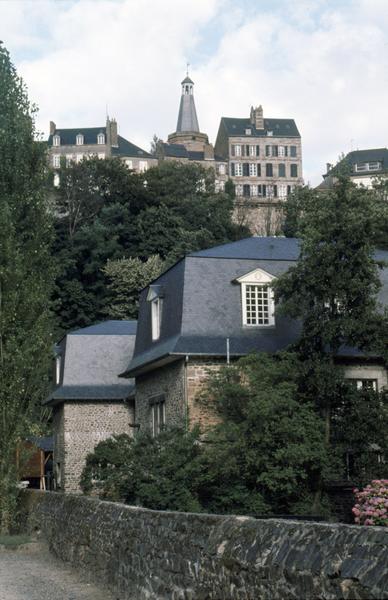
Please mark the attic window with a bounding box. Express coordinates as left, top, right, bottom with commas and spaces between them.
245, 128, 251, 135
55, 355, 61, 385
267, 131, 273, 137
147, 285, 164, 341
354, 161, 381, 172
53, 134, 60, 147
236, 268, 276, 327
76, 134, 84, 146
97, 133, 105, 145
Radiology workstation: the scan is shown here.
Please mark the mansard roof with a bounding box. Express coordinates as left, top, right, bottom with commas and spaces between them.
325, 148, 388, 178
48, 128, 152, 158
45, 320, 137, 406
124, 237, 388, 377
220, 117, 300, 138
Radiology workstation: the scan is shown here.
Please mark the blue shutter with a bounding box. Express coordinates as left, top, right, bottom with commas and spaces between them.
231, 163, 235, 176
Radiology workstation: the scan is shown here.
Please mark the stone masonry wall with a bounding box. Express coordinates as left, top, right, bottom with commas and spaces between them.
20, 490, 388, 600
186, 357, 227, 431
60, 401, 134, 493
136, 360, 186, 432
233, 201, 285, 236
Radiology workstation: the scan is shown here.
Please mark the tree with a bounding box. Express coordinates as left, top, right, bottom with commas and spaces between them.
52, 160, 249, 332
0, 44, 54, 532
200, 353, 328, 516
275, 177, 388, 504
103, 255, 164, 319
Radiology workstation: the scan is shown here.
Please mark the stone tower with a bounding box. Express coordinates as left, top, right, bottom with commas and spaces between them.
168, 73, 213, 157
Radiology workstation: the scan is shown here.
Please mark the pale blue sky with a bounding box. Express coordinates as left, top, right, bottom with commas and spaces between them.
2, 0, 388, 184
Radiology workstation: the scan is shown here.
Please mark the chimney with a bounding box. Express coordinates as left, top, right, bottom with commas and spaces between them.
254, 105, 264, 130
106, 117, 118, 148
326, 163, 332, 173
49, 121, 56, 135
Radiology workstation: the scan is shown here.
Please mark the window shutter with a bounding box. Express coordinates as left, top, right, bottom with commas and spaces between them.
258, 185, 262, 196
265, 145, 270, 157
257, 164, 261, 176
273, 145, 278, 157
274, 185, 278, 197
285, 146, 288, 157
256, 145, 260, 156
287, 185, 291, 196
246, 145, 250, 156
262, 184, 267, 197
290, 146, 297, 157
266, 163, 273, 177
243, 163, 249, 176
231, 145, 235, 157
231, 163, 235, 176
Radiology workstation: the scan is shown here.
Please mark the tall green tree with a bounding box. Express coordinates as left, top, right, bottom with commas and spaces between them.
0, 44, 54, 531
275, 177, 388, 504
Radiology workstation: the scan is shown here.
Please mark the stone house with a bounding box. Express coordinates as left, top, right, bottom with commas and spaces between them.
48, 117, 157, 181
318, 148, 388, 190
214, 107, 303, 235
44, 320, 137, 493
124, 237, 388, 435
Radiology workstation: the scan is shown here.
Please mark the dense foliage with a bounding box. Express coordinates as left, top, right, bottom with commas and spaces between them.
81, 353, 329, 517
0, 44, 54, 531
52, 159, 249, 332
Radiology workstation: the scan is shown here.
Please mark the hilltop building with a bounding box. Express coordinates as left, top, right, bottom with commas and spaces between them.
48, 117, 157, 176
318, 148, 388, 190
214, 106, 303, 234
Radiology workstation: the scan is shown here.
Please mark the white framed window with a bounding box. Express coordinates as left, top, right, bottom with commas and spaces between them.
235, 163, 243, 177
66, 154, 73, 166
139, 160, 148, 172
218, 163, 226, 175
125, 159, 133, 169
235, 144, 242, 157
278, 184, 287, 198
236, 268, 276, 327
279, 146, 286, 157
76, 134, 84, 146
355, 161, 381, 172
97, 133, 105, 145
249, 163, 257, 177
53, 154, 61, 168
76, 154, 83, 163
151, 400, 165, 437
249, 145, 256, 157
235, 184, 243, 196
98, 153, 105, 159
251, 184, 258, 196
53, 173, 60, 187
53, 134, 60, 147
151, 297, 162, 341
347, 379, 378, 392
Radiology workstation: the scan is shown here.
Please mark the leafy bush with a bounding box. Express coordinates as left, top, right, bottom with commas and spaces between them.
352, 480, 388, 526
81, 428, 204, 512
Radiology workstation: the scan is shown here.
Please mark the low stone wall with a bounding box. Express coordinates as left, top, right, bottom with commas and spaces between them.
20, 490, 388, 600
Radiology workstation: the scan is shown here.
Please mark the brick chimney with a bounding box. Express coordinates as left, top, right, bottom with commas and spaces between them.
49, 121, 56, 135
106, 117, 118, 148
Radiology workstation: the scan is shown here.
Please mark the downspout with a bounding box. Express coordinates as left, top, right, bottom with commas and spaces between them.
184, 355, 189, 430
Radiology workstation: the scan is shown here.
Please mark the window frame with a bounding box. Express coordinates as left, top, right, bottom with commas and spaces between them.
236, 268, 276, 328
97, 133, 105, 145
53, 135, 60, 147
76, 134, 84, 146
151, 297, 162, 341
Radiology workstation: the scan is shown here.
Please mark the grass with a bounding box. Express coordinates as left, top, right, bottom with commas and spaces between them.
0, 534, 33, 547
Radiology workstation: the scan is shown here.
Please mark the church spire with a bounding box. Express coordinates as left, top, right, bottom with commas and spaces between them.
176, 70, 199, 133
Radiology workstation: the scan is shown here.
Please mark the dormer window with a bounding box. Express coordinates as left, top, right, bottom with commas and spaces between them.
55, 355, 61, 385
354, 161, 381, 172
97, 133, 105, 145
76, 134, 84, 146
147, 285, 164, 341
236, 268, 276, 327
53, 134, 60, 147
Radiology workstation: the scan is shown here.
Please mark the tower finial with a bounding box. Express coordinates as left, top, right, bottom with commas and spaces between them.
186, 62, 190, 77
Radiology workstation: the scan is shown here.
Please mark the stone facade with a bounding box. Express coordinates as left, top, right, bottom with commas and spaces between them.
54, 400, 134, 493
233, 199, 285, 236
21, 490, 388, 600
136, 358, 229, 433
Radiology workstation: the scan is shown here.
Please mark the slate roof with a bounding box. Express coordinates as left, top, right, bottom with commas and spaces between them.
325, 148, 388, 178
125, 237, 388, 377
163, 143, 206, 162
220, 117, 300, 138
27, 436, 54, 452
45, 320, 137, 406
176, 93, 200, 133
48, 129, 152, 158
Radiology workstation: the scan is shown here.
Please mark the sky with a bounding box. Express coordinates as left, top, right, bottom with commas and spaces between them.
1, 0, 388, 185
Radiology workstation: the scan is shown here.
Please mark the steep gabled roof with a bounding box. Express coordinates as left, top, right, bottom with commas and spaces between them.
48, 129, 152, 158
220, 117, 300, 138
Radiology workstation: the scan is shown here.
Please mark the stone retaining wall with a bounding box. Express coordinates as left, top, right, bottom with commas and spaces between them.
20, 490, 388, 600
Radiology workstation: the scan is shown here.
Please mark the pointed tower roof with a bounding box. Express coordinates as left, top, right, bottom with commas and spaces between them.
176, 75, 199, 133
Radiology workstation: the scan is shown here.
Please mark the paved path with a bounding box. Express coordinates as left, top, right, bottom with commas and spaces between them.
0, 542, 117, 600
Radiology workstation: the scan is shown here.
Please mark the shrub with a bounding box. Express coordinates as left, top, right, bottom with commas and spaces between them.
352, 480, 388, 526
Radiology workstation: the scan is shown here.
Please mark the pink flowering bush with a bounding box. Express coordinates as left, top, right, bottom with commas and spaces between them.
352, 480, 388, 526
